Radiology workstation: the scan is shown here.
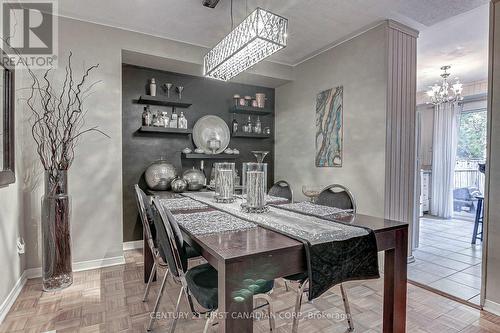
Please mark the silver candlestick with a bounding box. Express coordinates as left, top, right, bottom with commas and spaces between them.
164, 83, 173, 98
177, 86, 184, 100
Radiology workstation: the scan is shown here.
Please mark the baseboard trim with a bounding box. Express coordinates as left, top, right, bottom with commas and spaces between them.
25, 255, 126, 279
0, 271, 27, 324
123, 240, 143, 251
484, 299, 500, 316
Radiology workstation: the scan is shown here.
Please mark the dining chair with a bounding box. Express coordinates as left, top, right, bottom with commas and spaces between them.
268, 180, 293, 202
316, 183, 357, 212
133, 185, 200, 305
150, 197, 277, 333
286, 183, 357, 333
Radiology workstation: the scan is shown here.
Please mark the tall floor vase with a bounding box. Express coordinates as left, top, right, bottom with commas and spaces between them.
41, 170, 73, 291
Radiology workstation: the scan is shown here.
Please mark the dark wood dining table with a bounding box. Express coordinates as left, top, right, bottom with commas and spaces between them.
144, 192, 408, 333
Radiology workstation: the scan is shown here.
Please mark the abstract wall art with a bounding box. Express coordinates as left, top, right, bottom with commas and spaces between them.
315, 86, 343, 167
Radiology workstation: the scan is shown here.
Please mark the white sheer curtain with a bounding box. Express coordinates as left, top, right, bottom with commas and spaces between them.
431, 102, 460, 218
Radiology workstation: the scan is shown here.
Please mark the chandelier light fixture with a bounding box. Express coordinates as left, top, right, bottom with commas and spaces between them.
203, 7, 288, 81
426, 65, 463, 105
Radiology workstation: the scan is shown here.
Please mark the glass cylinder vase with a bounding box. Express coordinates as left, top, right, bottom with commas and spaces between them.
214, 162, 235, 203
41, 170, 73, 291
242, 163, 268, 212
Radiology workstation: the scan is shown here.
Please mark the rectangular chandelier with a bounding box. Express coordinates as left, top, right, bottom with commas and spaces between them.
203, 7, 288, 81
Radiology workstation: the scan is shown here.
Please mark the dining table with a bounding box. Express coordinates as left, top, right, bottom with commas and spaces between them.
144, 191, 408, 333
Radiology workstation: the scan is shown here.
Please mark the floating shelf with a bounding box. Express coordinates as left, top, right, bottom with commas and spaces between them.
137, 95, 192, 108
139, 126, 192, 134
231, 132, 271, 139
182, 153, 239, 159
230, 105, 272, 116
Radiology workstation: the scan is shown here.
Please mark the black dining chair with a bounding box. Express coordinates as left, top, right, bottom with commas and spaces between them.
150, 197, 277, 333
133, 185, 201, 331
316, 183, 357, 212
285, 183, 357, 333
268, 180, 294, 202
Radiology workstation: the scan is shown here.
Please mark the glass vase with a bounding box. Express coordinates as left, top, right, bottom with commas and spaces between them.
242, 163, 268, 212
41, 170, 73, 291
214, 162, 235, 203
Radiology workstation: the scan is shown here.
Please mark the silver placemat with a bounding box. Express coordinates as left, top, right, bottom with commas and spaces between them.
277, 201, 352, 217
159, 197, 208, 211
174, 211, 256, 235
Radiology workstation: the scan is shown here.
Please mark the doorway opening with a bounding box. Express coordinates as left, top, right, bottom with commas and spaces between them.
409, 4, 489, 306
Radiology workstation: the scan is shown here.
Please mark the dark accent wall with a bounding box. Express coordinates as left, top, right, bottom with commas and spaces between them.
122, 64, 275, 242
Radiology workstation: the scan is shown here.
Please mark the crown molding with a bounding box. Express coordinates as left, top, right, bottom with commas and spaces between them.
386, 19, 420, 38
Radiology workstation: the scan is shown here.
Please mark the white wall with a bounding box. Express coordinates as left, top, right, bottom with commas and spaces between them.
484, 0, 500, 314
274, 24, 388, 217
0, 70, 25, 316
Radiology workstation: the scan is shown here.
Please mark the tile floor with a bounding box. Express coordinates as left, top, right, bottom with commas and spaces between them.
409, 216, 483, 305
1, 249, 499, 332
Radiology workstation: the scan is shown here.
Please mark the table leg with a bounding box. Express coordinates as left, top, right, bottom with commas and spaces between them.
218, 261, 253, 332
383, 228, 408, 333
143, 226, 156, 283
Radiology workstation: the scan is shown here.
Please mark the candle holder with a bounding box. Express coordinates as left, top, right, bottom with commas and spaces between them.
241, 163, 268, 213
214, 162, 235, 203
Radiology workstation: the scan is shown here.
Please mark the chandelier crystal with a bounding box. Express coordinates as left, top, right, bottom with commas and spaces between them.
203, 7, 288, 81
426, 65, 463, 105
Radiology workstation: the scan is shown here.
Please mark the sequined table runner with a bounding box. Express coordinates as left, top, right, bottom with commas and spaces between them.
274, 201, 353, 217
159, 197, 209, 212
181, 191, 379, 300
174, 210, 256, 235
182, 192, 368, 244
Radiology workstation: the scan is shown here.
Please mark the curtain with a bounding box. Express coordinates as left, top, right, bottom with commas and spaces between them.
431, 102, 460, 218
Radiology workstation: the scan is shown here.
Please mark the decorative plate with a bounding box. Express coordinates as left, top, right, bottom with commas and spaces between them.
193, 115, 230, 154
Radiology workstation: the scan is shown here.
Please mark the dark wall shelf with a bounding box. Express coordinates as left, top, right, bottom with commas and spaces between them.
137, 95, 192, 108
232, 132, 271, 139
182, 153, 239, 160
230, 105, 272, 115
139, 126, 192, 134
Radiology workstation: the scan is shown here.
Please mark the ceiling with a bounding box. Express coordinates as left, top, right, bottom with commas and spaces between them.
58, 0, 488, 66
57, 1, 490, 90
417, 4, 489, 91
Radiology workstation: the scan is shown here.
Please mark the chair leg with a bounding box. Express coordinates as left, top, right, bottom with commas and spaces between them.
292, 279, 308, 333
340, 284, 354, 332
255, 293, 275, 332
203, 310, 218, 333
143, 261, 157, 302
147, 268, 169, 331
169, 286, 185, 333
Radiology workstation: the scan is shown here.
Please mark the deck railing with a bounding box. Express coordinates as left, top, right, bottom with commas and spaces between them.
454, 159, 485, 193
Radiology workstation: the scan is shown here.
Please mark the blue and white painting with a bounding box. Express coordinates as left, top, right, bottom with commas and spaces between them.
315, 86, 343, 167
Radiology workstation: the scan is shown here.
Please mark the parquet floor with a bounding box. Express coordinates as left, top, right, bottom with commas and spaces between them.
1, 249, 499, 333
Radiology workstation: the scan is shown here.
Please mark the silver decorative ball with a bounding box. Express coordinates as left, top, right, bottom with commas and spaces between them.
171, 178, 188, 193
182, 168, 206, 191
145, 160, 178, 191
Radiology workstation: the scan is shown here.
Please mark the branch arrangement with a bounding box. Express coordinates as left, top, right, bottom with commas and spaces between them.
24, 52, 109, 180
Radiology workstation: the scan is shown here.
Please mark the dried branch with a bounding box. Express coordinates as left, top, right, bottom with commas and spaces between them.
1, 38, 108, 185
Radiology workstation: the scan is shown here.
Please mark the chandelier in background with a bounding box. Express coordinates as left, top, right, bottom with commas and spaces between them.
426, 65, 464, 105
203, 7, 288, 81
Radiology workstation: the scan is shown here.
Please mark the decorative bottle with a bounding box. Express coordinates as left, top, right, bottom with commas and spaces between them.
170, 109, 178, 128
178, 112, 188, 129
162, 111, 170, 128
254, 116, 262, 134
232, 118, 238, 133
149, 78, 157, 96
142, 106, 152, 126
246, 116, 252, 133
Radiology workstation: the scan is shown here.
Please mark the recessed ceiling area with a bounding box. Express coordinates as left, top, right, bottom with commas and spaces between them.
58, 0, 488, 67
